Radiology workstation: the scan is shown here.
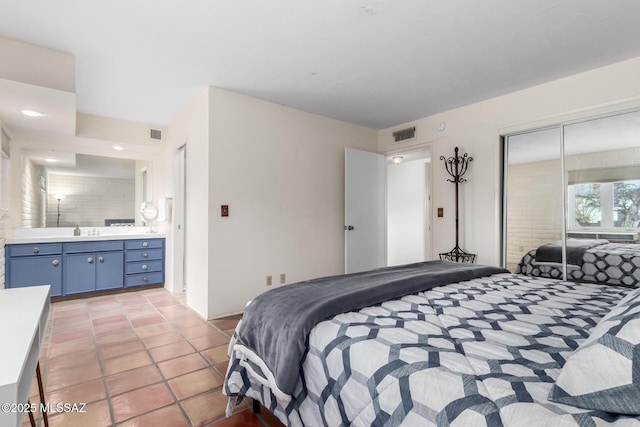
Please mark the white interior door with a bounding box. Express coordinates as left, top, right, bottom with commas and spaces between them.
173, 145, 187, 292
345, 148, 386, 273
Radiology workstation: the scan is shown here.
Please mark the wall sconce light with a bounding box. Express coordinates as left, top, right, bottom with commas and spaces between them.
392, 156, 404, 164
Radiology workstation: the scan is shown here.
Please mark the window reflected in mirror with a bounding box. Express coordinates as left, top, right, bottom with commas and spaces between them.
504, 108, 640, 287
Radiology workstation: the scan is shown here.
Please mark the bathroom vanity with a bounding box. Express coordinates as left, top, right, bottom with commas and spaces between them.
5, 232, 165, 297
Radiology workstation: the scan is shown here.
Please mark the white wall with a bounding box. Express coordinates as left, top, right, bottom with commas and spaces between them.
161, 88, 211, 317
387, 159, 428, 266
205, 88, 378, 318
379, 56, 640, 265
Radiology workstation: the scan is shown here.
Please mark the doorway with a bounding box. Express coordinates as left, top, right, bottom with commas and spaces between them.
386, 149, 431, 265
173, 145, 187, 292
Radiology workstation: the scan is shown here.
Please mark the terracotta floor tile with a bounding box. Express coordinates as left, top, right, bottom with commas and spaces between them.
158, 353, 208, 379
106, 365, 163, 397
210, 409, 267, 427
48, 349, 99, 372
103, 350, 152, 376
201, 345, 229, 365
47, 338, 95, 358
46, 361, 102, 391
209, 316, 241, 331
148, 340, 195, 362
52, 312, 90, 326
48, 399, 112, 427
134, 322, 174, 337
50, 327, 92, 345
213, 361, 229, 378
47, 378, 106, 405
88, 302, 122, 313
99, 339, 145, 360
90, 308, 125, 319
117, 404, 188, 427
141, 331, 185, 349
172, 314, 208, 328
93, 319, 132, 336
182, 389, 228, 426
157, 304, 190, 315
130, 315, 167, 328
111, 383, 174, 423
179, 324, 216, 339
150, 299, 179, 308
92, 314, 128, 326
94, 329, 138, 345
190, 331, 230, 351
168, 367, 223, 400
124, 306, 160, 319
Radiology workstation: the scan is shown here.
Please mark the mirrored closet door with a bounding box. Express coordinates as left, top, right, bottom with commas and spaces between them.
503, 109, 640, 283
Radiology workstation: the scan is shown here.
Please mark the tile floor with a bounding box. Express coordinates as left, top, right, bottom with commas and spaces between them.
25, 288, 285, 427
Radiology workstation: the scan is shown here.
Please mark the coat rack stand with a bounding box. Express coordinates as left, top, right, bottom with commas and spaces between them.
439, 147, 477, 263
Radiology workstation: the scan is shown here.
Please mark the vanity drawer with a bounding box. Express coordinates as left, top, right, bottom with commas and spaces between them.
125, 260, 163, 275
9, 244, 62, 257
125, 248, 163, 262
125, 272, 164, 287
125, 239, 163, 250
65, 240, 123, 253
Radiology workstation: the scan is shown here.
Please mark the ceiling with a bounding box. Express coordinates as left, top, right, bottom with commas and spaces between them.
1, 1, 640, 132
507, 109, 640, 164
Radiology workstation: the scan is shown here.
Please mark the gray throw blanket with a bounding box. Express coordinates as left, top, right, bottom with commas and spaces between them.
535, 239, 608, 267
233, 260, 508, 398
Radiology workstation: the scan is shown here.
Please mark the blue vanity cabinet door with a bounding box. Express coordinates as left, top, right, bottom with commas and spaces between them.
96, 251, 124, 290
8, 255, 62, 297
64, 253, 97, 295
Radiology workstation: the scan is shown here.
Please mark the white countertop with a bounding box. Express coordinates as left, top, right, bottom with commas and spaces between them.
0, 286, 50, 427
7, 227, 166, 244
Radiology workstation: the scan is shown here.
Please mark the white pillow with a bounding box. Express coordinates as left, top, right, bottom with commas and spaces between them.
548, 287, 640, 414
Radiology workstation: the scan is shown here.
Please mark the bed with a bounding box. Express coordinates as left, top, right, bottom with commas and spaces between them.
516, 240, 640, 287
223, 260, 640, 426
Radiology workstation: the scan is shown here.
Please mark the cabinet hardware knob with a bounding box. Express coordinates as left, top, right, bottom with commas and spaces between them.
143, 253, 148, 258
98, 257, 104, 262
87, 257, 94, 263
142, 265, 148, 270
34, 247, 40, 253
142, 242, 148, 247
143, 277, 149, 282
52, 260, 59, 266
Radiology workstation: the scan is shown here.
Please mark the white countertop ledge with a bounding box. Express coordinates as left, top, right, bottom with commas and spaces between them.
8, 226, 166, 244
7, 233, 165, 244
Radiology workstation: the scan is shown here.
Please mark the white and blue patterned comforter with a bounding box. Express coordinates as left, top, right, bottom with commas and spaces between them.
225, 273, 640, 426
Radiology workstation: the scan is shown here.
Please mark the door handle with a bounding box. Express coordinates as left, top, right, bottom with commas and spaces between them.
344, 225, 355, 231
87, 257, 94, 264
98, 257, 104, 263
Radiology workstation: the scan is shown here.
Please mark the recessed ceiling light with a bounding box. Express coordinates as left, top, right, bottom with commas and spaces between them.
20, 109, 44, 117
113, 145, 124, 151
45, 158, 57, 163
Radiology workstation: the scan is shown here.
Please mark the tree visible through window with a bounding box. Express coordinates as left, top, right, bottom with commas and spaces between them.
574, 183, 601, 226
570, 181, 640, 229
613, 181, 640, 228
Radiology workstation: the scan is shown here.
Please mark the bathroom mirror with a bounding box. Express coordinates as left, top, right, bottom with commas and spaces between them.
21, 150, 153, 228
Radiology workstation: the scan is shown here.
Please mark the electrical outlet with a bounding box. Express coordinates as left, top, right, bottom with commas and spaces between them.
280, 273, 286, 284
266, 275, 272, 286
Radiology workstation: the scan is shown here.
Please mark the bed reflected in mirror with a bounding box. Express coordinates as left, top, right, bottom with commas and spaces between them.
504, 109, 640, 286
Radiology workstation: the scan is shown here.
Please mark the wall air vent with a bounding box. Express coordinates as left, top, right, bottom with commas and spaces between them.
392, 126, 416, 143
150, 129, 162, 140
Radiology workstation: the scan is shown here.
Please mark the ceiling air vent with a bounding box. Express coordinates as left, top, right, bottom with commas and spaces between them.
150, 129, 162, 140
392, 126, 415, 143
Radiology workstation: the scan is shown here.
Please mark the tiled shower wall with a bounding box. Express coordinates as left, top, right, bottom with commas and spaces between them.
46, 174, 135, 227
